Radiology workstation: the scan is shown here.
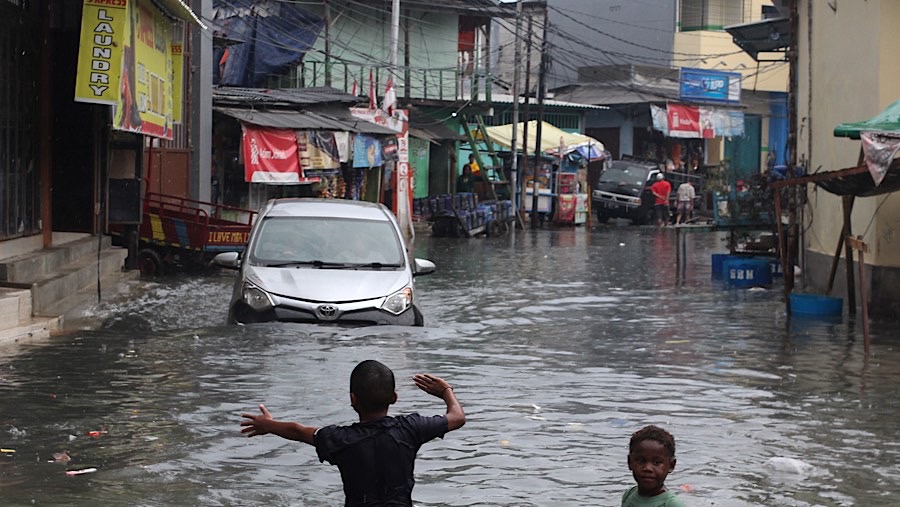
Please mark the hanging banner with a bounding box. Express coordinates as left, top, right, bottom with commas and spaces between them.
111, 0, 176, 139
668, 104, 702, 138
171, 42, 184, 123
74, 0, 128, 105
242, 124, 301, 183
650, 104, 669, 136
297, 130, 341, 171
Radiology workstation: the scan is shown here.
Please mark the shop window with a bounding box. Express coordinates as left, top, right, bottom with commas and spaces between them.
679, 0, 749, 32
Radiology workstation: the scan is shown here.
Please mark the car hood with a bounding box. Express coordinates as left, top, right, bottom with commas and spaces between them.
245, 265, 411, 302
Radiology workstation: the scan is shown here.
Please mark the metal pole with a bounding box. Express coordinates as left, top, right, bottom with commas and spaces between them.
530, 4, 548, 228
324, 0, 332, 87
521, 15, 533, 220
510, 0, 523, 218
391, 0, 400, 79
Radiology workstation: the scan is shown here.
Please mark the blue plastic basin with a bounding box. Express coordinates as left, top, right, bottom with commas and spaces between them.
790, 293, 843, 317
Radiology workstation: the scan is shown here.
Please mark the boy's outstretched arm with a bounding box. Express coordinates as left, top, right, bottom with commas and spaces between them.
240, 404, 318, 445
413, 374, 466, 431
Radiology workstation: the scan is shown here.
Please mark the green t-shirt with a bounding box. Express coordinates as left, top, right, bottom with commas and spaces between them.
621, 486, 687, 507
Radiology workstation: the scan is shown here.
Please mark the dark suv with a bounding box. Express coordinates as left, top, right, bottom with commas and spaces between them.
592, 160, 702, 224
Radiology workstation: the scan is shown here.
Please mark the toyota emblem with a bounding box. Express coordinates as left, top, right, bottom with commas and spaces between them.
317, 304, 339, 320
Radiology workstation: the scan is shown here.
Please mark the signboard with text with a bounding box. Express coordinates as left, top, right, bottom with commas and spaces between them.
679, 68, 741, 105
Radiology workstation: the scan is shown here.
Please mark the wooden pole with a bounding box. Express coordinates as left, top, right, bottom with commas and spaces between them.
842, 195, 857, 315
847, 235, 870, 355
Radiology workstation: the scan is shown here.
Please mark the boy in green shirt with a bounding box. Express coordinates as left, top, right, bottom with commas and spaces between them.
622, 425, 687, 507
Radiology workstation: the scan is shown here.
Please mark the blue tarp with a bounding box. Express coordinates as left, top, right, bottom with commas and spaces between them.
213, 0, 324, 87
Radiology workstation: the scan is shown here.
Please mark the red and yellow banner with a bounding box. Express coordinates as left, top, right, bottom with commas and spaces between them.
171, 42, 184, 124
74, 0, 128, 105
76, 0, 179, 139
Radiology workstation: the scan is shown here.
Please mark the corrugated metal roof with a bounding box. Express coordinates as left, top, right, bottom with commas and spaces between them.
213, 86, 363, 107
214, 107, 396, 135
490, 93, 608, 110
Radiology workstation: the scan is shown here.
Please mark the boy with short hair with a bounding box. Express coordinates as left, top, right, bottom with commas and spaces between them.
240, 360, 465, 506
622, 425, 686, 507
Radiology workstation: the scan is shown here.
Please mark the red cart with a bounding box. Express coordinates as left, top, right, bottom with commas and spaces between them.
110, 192, 257, 276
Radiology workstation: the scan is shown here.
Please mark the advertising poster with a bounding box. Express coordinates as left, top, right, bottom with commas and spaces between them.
352, 135, 384, 168
111, 0, 176, 139
74, 0, 128, 105
679, 68, 742, 104
242, 124, 301, 183
668, 104, 701, 138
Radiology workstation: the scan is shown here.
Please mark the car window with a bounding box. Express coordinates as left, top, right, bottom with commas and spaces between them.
250, 216, 405, 267
599, 164, 650, 187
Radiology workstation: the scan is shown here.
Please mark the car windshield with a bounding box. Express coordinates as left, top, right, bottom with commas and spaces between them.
599, 165, 651, 187
249, 216, 405, 267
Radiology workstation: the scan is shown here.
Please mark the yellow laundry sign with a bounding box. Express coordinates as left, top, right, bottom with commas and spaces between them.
74, 0, 127, 105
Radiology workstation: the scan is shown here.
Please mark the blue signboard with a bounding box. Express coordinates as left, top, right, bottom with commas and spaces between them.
680, 68, 742, 104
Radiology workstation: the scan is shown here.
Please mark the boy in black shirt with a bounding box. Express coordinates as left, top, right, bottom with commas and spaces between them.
240, 360, 465, 506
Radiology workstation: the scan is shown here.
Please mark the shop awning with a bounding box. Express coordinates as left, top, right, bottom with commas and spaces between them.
214, 107, 396, 135
482, 120, 604, 155
407, 119, 466, 144
724, 17, 791, 62
151, 0, 206, 28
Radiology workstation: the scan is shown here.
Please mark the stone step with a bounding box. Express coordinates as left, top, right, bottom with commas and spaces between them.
0, 288, 32, 332
30, 247, 128, 316
0, 315, 61, 345
0, 235, 114, 283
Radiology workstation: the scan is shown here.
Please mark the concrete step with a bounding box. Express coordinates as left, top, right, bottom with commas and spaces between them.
0, 287, 61, 345
30, 247, 128, 316
0, 315, 62, 345
0, 235, 114, 283
0, 288, 32, 332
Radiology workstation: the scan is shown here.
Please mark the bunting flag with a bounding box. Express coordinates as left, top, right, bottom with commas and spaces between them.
368, 69, 376, 109
382, 77, 396, 116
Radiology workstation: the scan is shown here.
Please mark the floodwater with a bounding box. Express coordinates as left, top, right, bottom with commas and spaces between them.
1, 226, 898, 506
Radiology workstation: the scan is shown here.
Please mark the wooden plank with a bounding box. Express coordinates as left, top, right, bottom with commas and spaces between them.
846, 235, 869, 253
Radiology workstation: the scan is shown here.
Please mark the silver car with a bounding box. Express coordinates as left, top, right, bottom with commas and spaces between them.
213, 198, 435, 326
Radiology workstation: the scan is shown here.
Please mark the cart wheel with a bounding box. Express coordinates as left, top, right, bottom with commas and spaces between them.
138, 249, 164, 278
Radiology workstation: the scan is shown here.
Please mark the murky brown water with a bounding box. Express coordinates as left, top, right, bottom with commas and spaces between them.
1, 226, 898, 506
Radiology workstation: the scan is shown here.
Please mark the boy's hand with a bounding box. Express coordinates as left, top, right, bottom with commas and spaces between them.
413, 374, 453, 398
240, 404, 274, 437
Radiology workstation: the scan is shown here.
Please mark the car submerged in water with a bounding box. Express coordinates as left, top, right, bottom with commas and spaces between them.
213, 198, 435, 326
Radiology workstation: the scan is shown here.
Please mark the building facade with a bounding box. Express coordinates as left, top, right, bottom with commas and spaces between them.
796, 0, 900, 318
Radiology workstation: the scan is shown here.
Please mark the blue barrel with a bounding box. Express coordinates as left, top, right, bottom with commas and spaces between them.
790, 293, 843, 317
722, 258, 773, 287
712, 253, 748, 279
770, 259, 784, 277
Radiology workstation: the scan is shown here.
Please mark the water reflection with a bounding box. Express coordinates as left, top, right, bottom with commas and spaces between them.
0, 227, 898, 506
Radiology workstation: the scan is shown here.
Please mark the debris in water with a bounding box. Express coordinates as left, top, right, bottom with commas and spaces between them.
52, 451, 71, 463
1, 448, 15, 454
65, 468, 97, 476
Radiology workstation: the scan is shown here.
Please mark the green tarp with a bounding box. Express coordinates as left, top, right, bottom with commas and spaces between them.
833, 99, 900, 139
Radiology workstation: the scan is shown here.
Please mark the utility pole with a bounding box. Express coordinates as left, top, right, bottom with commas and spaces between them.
521, 14, 533, 220
529, 3, 548, 228
510, 0, 523, 220
324, 0, 331, 87
390, 0, 400, 80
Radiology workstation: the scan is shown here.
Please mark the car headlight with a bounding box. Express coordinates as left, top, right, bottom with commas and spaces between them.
381, 287, 412, 315
241, 282, 274, 311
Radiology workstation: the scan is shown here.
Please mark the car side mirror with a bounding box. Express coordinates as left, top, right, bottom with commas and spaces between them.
212, 251, 241, 270
413, 258, 435, 276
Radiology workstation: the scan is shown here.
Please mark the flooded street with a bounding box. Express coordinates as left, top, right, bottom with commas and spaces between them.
1, 226, 898, 506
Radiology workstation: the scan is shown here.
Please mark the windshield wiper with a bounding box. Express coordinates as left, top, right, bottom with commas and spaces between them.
348, 262, 403, 269
264, 260, 353, 268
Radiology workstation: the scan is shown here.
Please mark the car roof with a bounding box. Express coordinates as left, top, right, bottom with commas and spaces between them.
261, 198, 393, 221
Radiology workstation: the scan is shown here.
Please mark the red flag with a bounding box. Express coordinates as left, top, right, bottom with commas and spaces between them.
368, 69, 376, 109
382, 77, 396, 116
351, 79, 358, 97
